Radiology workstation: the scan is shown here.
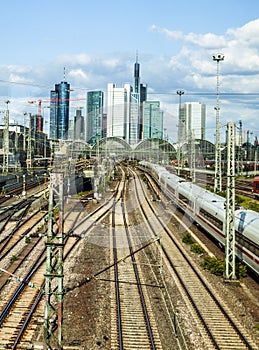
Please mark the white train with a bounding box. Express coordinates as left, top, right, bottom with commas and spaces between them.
139, 161, 259, 277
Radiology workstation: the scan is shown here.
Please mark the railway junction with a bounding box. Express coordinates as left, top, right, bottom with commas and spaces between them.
0, 155, 258, 349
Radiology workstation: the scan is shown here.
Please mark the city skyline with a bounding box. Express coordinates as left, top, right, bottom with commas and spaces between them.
0, 1, 259, 142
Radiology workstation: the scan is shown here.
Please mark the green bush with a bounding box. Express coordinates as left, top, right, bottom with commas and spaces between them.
200, 256, 224, 276
182, 232, 194, 245
236, 263, 247, 279
10, 254, 18, 263
190, 243, 205, 254
200, 257, 247, 278
141, 174, 147, 182
25, 236, 31, 244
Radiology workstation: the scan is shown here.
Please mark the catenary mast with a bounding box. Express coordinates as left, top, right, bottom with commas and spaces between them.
213, 54, 224, 193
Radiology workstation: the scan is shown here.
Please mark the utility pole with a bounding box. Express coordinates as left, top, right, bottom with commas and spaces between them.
177, 90, 184, 175
237, 120, 243, 176
225, 121, 236, 280
23, 112, 27, 152
44, 172, 64, 349
213, 54, 224, 193
27, 113, 32, 169
189, 130, 196, 183
15, 122, 19, 172
3, 100, 10, 174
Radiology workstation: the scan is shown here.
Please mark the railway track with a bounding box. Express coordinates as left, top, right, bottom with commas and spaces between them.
109, 167, 162, 350
139, 166, 258, 349
0, 175, 123, 347
0, 164, 257, 348
195, 175, 256, 200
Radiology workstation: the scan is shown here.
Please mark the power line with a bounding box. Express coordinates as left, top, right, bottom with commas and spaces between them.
0, 79, 51, 89
1, 79, 259, 96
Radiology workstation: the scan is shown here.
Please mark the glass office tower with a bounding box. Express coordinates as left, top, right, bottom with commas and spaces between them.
86, 91, 104, 145
49, 90, 58, 140
50, 81, 70, 140
142, 101, 163, 139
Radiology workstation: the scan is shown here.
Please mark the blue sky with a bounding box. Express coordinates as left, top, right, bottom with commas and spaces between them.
1, 0, 259, 142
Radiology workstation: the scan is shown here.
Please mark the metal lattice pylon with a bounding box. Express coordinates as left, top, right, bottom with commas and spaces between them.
44, 172, 64, 349
2, 101, 10, 174
213, 54, 224, 193
237, 120, 243, 176
225, 122, 236, 280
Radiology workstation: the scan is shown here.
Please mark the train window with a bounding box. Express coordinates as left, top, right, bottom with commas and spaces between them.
199, 208, 223, 230
236, 231, 259, 256
179, 193, 188, 203
168, 184, 175, 194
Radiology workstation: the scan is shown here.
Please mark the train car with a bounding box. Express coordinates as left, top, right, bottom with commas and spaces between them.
139, 161, 259, 276
160, 171, 184, 196
195, 190, 226, 245
252, 176, 259, 198
235, 209, 259, 275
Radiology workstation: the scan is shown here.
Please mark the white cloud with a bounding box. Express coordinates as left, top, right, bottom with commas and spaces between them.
150, 24, 183, 41
227, 18, 259, 47
1, 19, 259, 139
69, 69, 89, 82
150, 25, 226, 49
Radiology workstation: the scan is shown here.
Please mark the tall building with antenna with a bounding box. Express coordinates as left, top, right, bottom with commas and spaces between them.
49, 68, 70, 140
133, 53, 147, 140
105, 56, 149, 144
134, 52, 140, 94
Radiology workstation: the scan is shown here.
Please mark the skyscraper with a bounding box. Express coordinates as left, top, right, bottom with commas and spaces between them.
178, 102, 206, 143
107, 83, 142, 144
142, 101, 163, 139
49, 81, 70, 140
86, 91, 104, 145
133, 55, 147, 140
129, 92, 140, 145
134, 53, 140, 93
74, 109, 85, 141
49, 90, 58, 140
107, 83, 130, 140
106, 56, 150, 144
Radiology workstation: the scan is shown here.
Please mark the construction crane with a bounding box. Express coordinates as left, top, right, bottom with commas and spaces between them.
28, 99, 42, 131
28, 96, 87, 132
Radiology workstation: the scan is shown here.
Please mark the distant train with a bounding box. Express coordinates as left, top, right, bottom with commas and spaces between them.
252, 176, 259, 199
139, 161, 259, 277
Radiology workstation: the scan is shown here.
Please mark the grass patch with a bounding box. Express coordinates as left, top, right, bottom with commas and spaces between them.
206, 188, 259, 212
235, 194, 259, 212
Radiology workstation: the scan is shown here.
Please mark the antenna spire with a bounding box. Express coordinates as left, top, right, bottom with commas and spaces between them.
63, 67, 66, 82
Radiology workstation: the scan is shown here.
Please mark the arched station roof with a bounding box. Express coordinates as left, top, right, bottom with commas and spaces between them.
92, 136, 131, 151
